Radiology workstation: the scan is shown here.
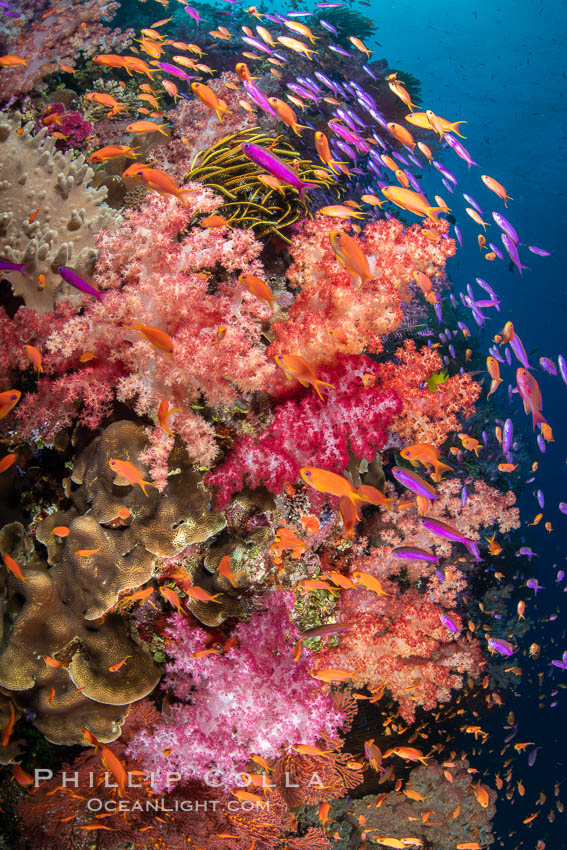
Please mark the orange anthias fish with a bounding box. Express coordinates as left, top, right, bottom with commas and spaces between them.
124, 166, 193, 206
1, 700, 15, 747
293, 744, 330, 759
108, 459, 155, 496
329, 229, 373, 287
314, 131, 342, 174
157, 400, 181, 436
400, 443, 453, 482
0, 453, 17, 474
383, 747, 430, 765
184, 585, 224, 604
160, 585, 186, 615
387, 122, 416, 150
109, 656, 132, 672
89, 145, 139, 162
516, 367, 546, 429
125, 120, 169, 135
310, 668, 354, 683
1, 552, 27, 583
121, 586, 156, 607
487, 356, 502, 397
191, 82, 230, 121
22, 343, 43, 374
472, 782, 490, 808
413, 270, 438, 305
300, 467, 379, 514
458, 433, 483, 456
352, 571, 391, 597
481, 174, 513, 206
381, 187, 446, 222
238, 273, 276, 308
0, 390, 21, 420
0, 55, 28, 68
122, 321, 174, 353
200, 215, 232, 229
218, 555, 243, 588
275, 354, 335, 401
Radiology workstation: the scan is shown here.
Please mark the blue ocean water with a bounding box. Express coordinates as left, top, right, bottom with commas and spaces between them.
371, 1, 567, 843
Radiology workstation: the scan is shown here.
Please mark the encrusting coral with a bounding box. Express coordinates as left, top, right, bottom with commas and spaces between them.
351, 758, 496, 850
0, 114, 120, 313
0, 421, 225, 745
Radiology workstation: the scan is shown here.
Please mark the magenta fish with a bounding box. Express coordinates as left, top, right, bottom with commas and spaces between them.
487, 637, 516, 657
391, 467, 438, 500
528, 245, 551, 256
444, 133, 478, 168
0, 257, 29, 274
59, 266, 102, 301
391, 546, 439, 563
501, 232, 529, 276
420, 516, 480, 560
440, 613, 460, 634
241, 142, 316, 197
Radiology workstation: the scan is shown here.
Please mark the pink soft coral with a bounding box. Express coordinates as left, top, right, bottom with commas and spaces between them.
126, 591, 344, 790
28, 187, 276, 475
206, 355, 401, 507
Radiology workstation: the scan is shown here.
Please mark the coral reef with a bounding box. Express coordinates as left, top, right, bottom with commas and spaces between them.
0, 421, 225, 744
0, 0, 133, 102
351, 759, 496, 849
126, 591, 345, 790
0, 114, 120, 312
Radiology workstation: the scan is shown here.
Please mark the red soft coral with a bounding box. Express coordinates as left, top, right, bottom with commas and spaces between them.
206, 355, 401, 507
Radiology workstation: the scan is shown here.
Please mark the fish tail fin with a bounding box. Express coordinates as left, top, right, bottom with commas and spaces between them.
433, 461, 453, 481
474, 445, 483, 457
532, 410, 546, 430
298, 182, 318, 198
312, 379, 335, 401
141, 479, 156, 497
157, 125, 169, 135
426, 206, 446, 223
450, 121, 467, 138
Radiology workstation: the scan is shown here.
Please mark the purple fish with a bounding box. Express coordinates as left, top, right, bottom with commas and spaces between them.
537, 434, 546, 453
536, 489, 544, 509
501, 233, 529, 275
463, 193, 483, 213
509, 332, 531, 369
391, 546, 439, 563
319, 18, 338, 34
505, 347, 512, 366
433, 160, 457, 184
441, 178, 455, 194
59, 266, 102, 301
0, 257, 29, 275
488, 242, 505, 260
287, 82, 319, 102
242, 36, 273, 54
444, 134, 478, 168
420, 516, 480, 559
516, 546, 538, 559
434, 302, 443, 323
526, 578, 544, 593
454, 224, 463, 246
157, 63, 194, 81
184, 5, 200, 21
559, 502, 567, 515
440, 613, 460, 634
314, 71, 337, 92
558, 355, 567, 387
489, 346, 505, 363
241, 142, 315, 197
243, 81, 276, 115
556, 570, 565, 582
461, 486, 468, 507
392, 467, 438, 500
487, 637, 515, 657
551, 660, 567, 670
492, 212, 519, 244
503, 419, 513, 453
457, 321, 470, 337
362, 64, 377, 80
528, 245, 551, 256
539, 356, 557, 375
528, 747, 542, 766
476, 298, 501, 311
449, 343, 456, 359
329, 44, 350, 57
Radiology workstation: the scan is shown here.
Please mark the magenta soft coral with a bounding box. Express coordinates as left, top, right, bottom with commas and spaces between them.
126, 591, 344, 791
206, 355, 402, 507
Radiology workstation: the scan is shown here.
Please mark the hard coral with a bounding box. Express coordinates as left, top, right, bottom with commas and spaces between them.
207, 355, 401, 507
0, 114, 120, 313
0, 421, 225, 745
126, 591, 345, 790
351, 759, 496, 850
